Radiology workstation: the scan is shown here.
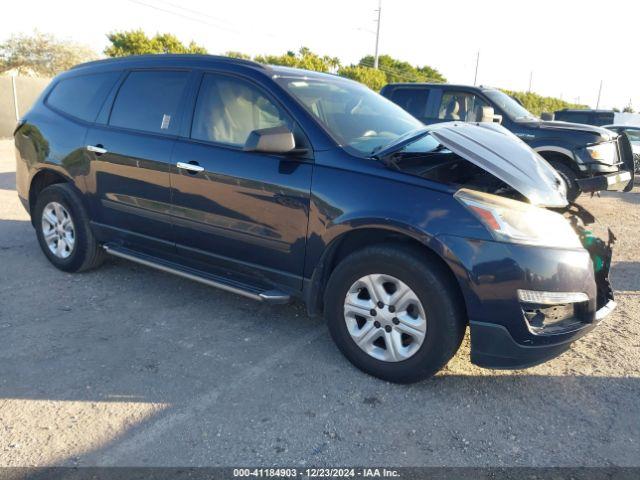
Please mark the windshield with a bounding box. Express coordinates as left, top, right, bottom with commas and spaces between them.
484, 89, 538, 122
276, 76, 423, 155
624, 130, 640, 143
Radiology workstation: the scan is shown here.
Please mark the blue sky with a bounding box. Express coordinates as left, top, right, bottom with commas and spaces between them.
2, 0, 638, 110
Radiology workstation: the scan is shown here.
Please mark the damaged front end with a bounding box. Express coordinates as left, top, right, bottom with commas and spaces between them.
564, 203, 617, 318
375, 122, 618, 334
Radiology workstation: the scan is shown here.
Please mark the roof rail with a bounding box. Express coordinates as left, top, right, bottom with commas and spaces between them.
71, 54, 265, 70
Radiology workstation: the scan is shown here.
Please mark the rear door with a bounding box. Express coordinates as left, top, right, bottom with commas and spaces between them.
169, 71, 313, 290
85, 69, 192, 252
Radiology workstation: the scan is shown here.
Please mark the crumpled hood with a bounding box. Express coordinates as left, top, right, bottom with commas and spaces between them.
375, 122, 569, 208
429, 122, 568, 207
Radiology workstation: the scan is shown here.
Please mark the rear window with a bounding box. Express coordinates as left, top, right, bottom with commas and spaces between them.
46, 72, 120, 122
109, 70, 189, 135
388, 88, 429, 119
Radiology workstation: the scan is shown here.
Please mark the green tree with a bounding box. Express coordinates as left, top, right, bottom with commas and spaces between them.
254, 47, 340, 72
357, 54, 446, 83
224, 51, 251, 60
623, 104, 635, 113
501, 89, 588, 117
0, 31, 98, 76
104, 30, 207, 57
337, 65, 386, 91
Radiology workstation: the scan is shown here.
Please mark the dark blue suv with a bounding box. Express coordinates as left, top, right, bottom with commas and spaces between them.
14, 55, 617, 383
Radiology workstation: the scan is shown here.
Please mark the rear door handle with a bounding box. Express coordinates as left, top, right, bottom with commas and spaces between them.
86, 145, 107, 155
176, 161, 204, 173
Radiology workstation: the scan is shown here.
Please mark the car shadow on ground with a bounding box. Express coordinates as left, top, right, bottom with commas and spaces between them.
5, 372, 639, 468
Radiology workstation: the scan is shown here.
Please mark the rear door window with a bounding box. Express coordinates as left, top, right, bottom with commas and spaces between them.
388, 88, 429, 119
438, 91, 490, 122
47, 72, 120, 122
109, 70, 189, 135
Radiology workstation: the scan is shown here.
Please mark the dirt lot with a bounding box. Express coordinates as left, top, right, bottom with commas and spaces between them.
0, 139, 638, 467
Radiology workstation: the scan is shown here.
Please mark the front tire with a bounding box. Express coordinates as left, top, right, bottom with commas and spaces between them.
34, 183, 105, 272
324, 244, 466, 383
549, 161, 581, 203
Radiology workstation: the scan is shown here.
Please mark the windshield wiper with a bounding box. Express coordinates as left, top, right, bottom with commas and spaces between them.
370, 127, 431, 159
377, 144, 448, 170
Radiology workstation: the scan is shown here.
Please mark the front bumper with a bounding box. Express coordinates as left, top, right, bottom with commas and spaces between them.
470, 299, 615, 369
577, 170, 632, 193
577, 134, 635, 192
437, 220, 615, 370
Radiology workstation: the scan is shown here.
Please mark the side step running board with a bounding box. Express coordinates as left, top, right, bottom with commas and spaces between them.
103, 244, 290, 304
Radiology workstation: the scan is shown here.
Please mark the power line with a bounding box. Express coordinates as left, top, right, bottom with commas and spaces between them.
124, 0, 425, 84
154, 0, 238, 29
125, 0, 243, 35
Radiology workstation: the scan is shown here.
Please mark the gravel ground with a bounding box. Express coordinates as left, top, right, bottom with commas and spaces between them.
0, 139, 638, 467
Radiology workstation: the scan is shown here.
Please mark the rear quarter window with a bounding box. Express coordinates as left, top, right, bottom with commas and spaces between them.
109, 70, 189, 135
46, 72, 120, 122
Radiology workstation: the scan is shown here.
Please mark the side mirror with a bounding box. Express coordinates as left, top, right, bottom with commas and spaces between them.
244, 126, 295, 154
479, 106, 503, 124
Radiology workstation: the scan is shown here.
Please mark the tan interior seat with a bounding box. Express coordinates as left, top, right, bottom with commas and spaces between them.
444, 98, 461, 120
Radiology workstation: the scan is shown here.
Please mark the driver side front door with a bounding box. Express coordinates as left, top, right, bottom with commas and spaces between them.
169, 72, 313, 291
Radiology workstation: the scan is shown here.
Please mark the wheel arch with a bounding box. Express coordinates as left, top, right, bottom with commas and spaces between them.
28, 168, 79, 224
303, 225, 467, 321
535, 148, 579, 171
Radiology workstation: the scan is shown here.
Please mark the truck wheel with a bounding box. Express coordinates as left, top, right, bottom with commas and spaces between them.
33, 183, 105, 272
549, 161, 581, 202
324, 244, 465, 383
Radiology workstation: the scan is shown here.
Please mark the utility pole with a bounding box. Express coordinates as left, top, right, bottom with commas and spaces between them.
473, 50, 480, 86
373, 0, 382, 69
596, 80, 603, 109
528, 71, 533, 93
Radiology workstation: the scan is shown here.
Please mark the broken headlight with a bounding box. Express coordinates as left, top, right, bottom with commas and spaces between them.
455, 188, 582, 249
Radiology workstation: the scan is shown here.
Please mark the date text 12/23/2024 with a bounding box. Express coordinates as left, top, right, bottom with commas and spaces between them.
233, 468, 400, 478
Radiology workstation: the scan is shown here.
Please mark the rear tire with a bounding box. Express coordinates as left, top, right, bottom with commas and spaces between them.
324, 244, 466, 383
33, 183, 105, 272
549, 161, 581, 203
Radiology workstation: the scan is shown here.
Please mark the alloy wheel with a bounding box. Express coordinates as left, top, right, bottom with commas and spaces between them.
41, 201, 76, 259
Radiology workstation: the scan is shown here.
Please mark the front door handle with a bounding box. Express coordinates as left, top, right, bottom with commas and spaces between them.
177, 161, 204, 173
86, 145, 107, 155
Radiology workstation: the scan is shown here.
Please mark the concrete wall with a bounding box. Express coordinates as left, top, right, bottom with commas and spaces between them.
0, 76, 51, 138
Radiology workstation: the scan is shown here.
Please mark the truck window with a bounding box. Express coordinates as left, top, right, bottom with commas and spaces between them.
388, 88, 429, 119
556, 112, 589, 124
438, 92, 489, 122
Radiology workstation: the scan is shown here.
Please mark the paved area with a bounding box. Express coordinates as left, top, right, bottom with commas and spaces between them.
0, 139, 639, 467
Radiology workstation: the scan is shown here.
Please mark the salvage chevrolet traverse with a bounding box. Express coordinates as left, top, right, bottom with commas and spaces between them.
14, 55, 618, 383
